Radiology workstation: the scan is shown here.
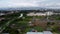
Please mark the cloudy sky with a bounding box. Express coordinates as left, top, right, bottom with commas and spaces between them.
0, 0, 60, 8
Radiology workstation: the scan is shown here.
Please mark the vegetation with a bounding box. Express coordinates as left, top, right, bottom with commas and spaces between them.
0, 12, 60, 34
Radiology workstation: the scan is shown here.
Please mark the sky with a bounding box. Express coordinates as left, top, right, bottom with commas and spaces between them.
0, 0, 60, 8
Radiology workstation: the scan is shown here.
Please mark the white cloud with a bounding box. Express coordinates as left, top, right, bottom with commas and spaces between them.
8, 3, 39, 7
0, 0, 60, 8
0, 0, 41, 8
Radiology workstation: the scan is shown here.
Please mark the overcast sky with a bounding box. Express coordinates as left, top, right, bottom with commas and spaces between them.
0, 0, 60, 8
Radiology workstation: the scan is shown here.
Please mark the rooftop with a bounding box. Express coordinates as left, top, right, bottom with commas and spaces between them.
26, 31, 52, 34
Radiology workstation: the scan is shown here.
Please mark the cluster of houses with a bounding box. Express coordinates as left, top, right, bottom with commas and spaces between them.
27, 11, 60, 16
27, 12, 53, 16
0, 11, 20, 16
0, 11, 20, 21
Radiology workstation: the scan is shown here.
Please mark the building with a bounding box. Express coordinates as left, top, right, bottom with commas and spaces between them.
26, 31, 52, 34
2, 33, 9, 34
27, 12, 54, 16
0, 18, 5, 21
0, 13, 5, 16
27, 12, 46, 16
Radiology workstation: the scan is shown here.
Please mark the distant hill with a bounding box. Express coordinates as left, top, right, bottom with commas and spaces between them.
0, 7, 43, 10
0, 7, 60, 10
0, 7, 60, 12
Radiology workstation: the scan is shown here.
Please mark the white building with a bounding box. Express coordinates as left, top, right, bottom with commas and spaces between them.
2, 33, 9, 34
26, 31, 52, 34
27, 12, 54, 16
0, 13, 5, 16
46, 11, 54, 16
